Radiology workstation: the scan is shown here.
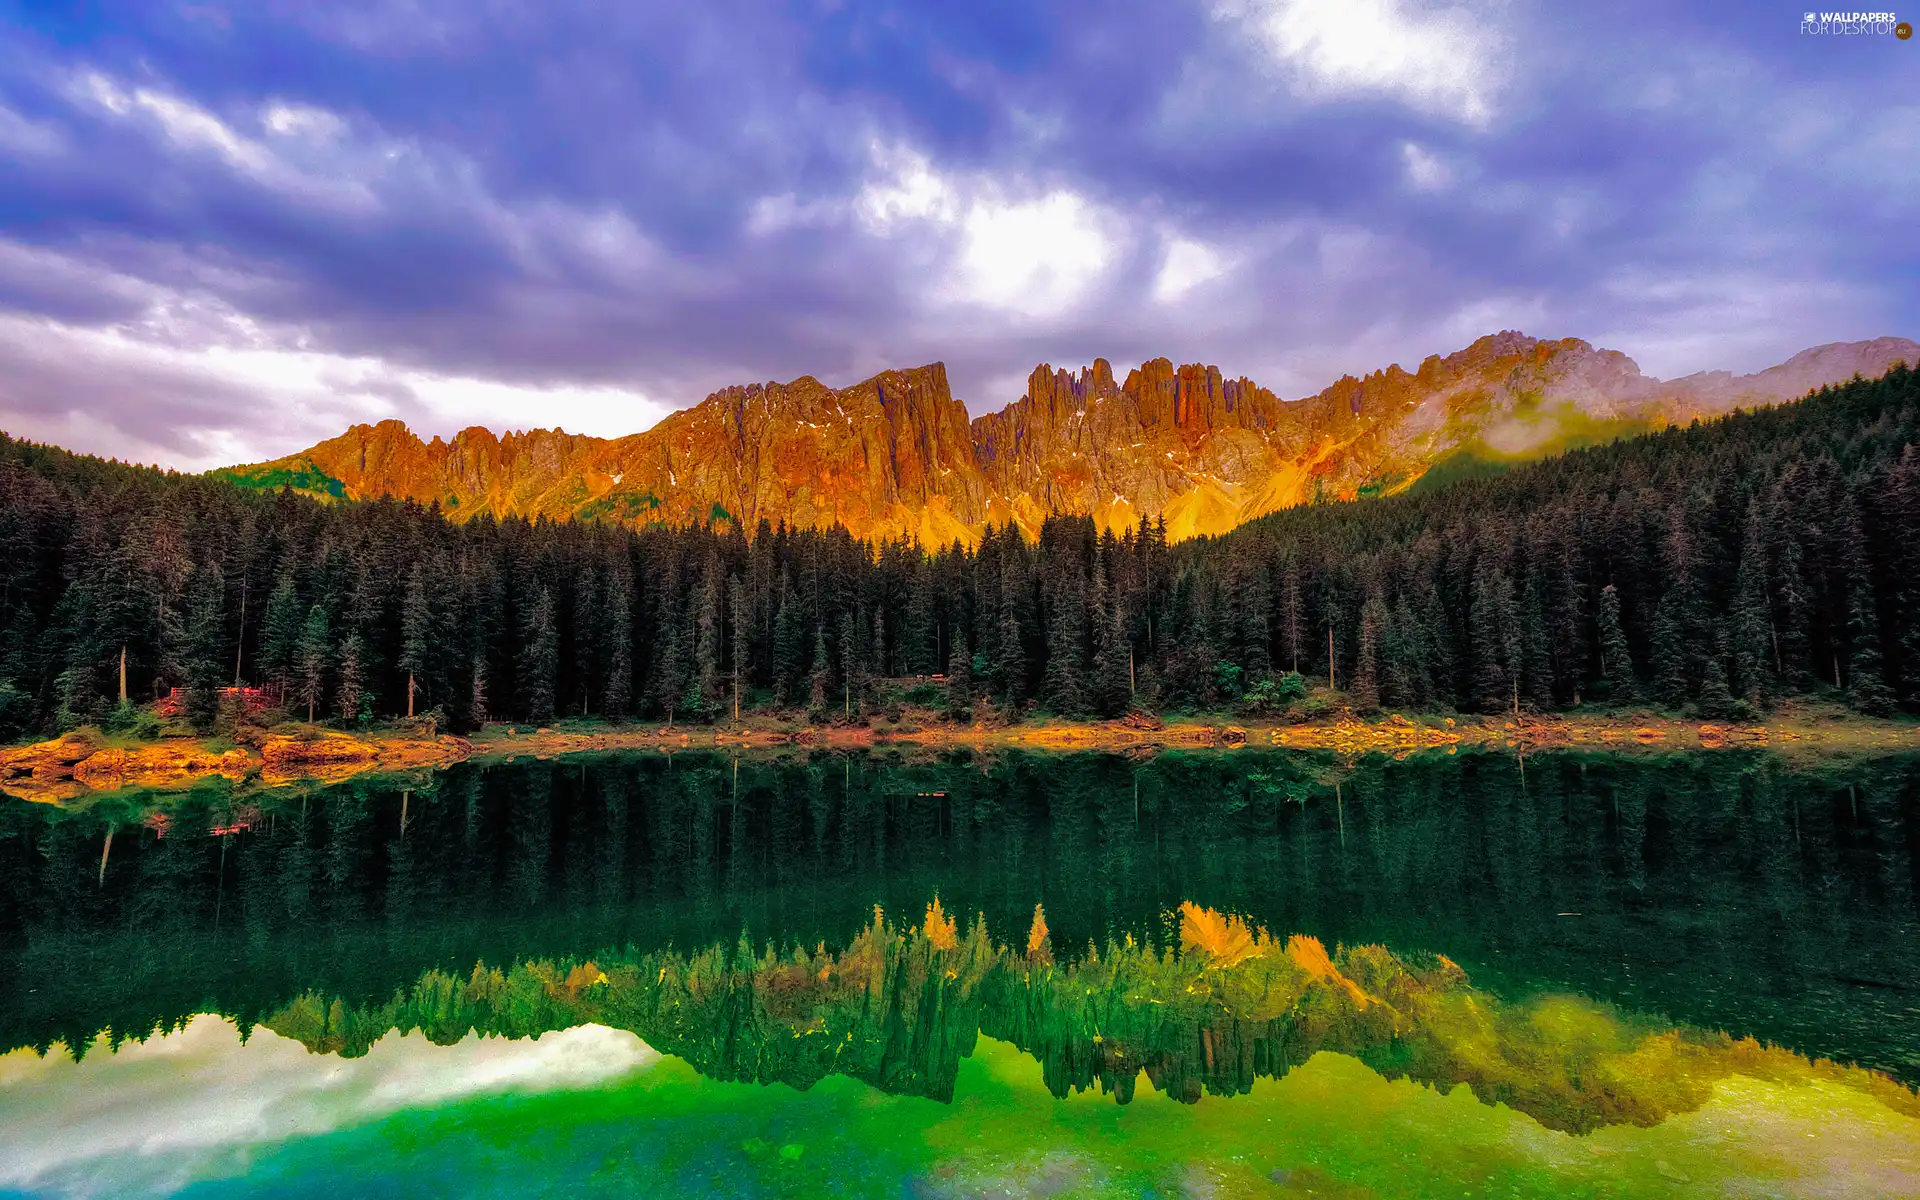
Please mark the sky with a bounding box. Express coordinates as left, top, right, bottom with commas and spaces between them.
0, 0, 1913, 470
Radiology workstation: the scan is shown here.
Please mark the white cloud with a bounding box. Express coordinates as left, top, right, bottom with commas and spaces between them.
0, 304, 675, 470
0, 1016, 657, 1200
262, 102, 347, 141
1213, 0, 1506, 126
855, 142, 961, 229
744, 191, 842, 236
954, 192, 1114, 315
1401, 141, 1453, 191
71, 71, 380, 214
1153, 236, 1232, 302
853, 142, 1119, 317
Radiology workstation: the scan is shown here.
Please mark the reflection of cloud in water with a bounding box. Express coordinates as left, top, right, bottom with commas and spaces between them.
0, 1016, 658, 1198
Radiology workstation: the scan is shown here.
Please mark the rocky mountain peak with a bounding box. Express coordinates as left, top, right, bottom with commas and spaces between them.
219, 334, 1917, 544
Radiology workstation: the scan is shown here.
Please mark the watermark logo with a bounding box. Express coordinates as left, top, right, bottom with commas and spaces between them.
1800, 10, 1906, 34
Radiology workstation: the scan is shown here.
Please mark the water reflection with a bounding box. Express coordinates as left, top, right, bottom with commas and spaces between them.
2, 748, 1917, 1093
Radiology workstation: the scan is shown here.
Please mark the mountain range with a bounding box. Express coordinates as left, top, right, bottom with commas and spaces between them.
218, 333, 1920, 543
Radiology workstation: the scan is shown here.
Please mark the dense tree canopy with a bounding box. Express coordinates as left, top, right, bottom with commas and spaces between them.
0, 363, 1915, 735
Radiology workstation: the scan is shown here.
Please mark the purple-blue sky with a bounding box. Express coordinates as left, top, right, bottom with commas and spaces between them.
0, 0, 1912, 469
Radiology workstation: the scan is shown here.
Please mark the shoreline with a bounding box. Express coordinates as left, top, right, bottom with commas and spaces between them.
4, 704, 1917, 804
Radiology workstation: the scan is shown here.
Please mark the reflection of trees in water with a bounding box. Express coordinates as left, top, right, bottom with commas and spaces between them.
2, 749, 1919, 1084
254, 900, 1918, 1135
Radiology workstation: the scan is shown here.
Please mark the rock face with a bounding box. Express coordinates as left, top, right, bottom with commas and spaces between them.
219, 334, 1919, 543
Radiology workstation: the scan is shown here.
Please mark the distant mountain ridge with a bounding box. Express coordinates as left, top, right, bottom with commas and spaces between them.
217, 334, 1920, 542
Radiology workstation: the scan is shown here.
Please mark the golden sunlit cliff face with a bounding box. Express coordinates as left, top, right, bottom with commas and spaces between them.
217, 334, 1919, 544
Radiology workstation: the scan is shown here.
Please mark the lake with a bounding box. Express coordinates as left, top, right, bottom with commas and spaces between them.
2, 748, 1917, 1197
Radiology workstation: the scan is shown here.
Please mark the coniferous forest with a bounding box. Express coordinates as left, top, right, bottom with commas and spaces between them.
0, 364, 1917, 738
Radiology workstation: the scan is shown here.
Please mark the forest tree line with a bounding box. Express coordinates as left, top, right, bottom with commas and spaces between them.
0, 362, 1916, 736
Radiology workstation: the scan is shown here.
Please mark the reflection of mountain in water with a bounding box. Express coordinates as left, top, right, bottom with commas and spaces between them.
253, 901, 1917, 1134
3, 748, 1918, 1097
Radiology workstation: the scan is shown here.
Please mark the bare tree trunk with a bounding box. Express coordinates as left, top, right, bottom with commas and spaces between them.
119, 646, 128, 705
407, 671, 416, 718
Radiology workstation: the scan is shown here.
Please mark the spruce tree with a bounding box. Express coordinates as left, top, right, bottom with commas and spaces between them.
650, 563, 686, 720
807, 620, 829, 713
520, 586, 558, 724
1353, 592, 1385, 713
1519, 570, 1554, 710
260, 570, 302, 699
295, 605, 330, 723
182, 562, 227, 732
995, 554, 1026, 706
836, 609, 858, 718
1729, 505, 1775, 704
1089, 570, 1131, 719
399, 563, 431, 718
1839, 492, 1897, 714
903, 557, 936, 675
603, 552, 633, 718
336, 633, 367, 725
1697, 631, 1736, 719
469, 652, 489, 726
1042, 568, 1088, 715
1280, 553, 1305, 676
727, 573, 748, 721
1469, 561, 1517, 713
772, 581, 804, 705
1648, 591, 1688, 707
695, 554, 722, 714
945, 622, 972, 715
1596, 584, 1639, 702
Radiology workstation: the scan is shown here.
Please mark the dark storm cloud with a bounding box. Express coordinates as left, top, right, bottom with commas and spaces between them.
0, 0, 1911, 467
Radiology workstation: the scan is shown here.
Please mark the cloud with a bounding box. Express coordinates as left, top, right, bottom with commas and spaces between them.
70, 72, 379, 214
854, 142, 1121, 316
0, 1016, 658, 1200
1400, 141, 1453, 191
0, 0, 1908, 469
0, 290, 673, 470
1153, 236, 1231, 303
1211, 0, 1508, 125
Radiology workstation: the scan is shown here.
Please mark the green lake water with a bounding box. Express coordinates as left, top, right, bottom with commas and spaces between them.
2, 748, 1918, 1197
